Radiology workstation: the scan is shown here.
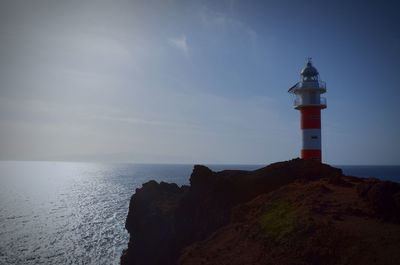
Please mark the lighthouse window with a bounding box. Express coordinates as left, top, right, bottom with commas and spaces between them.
311, 136, 318, 139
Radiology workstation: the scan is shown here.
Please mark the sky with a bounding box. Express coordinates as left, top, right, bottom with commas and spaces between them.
0, 0, 399, 165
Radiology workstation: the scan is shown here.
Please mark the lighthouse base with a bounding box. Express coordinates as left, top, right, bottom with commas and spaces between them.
301, 149, 321, 162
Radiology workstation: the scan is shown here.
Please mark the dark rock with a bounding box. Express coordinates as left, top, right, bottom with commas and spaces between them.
357, 180, 400, 222
121, 181, 187, 265
328, 174, 353, 187
179, 174, 400, 265
121, 159, 400, 265
121, 159, 343, 265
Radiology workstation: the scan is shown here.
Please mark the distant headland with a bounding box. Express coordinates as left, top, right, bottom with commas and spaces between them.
120, 159, 400, 265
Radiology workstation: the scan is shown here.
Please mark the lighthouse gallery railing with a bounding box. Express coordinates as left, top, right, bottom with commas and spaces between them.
295, 80, 326, 90
294, 97, 327, 108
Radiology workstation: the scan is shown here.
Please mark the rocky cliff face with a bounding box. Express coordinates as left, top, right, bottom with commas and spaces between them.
120, 159, 400, 265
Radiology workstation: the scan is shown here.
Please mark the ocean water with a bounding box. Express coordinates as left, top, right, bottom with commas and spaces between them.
0, 162, 399, 265
0, 162, 190, 265
339, 165, 400, 182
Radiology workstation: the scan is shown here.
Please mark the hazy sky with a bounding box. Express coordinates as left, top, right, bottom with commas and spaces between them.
0, 0, 399, 164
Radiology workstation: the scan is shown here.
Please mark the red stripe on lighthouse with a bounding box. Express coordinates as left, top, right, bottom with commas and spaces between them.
300, 107, 322, 162
301, 149, 321, 161
300, 107, 321, 129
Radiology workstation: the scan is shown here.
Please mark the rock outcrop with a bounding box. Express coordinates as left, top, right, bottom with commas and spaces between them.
120, 159, 400, 265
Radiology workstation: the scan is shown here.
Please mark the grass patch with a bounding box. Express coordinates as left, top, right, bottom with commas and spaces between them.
259, 201, 297, 241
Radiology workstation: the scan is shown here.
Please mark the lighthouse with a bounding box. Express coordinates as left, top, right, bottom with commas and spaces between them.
289, 59, 327, 161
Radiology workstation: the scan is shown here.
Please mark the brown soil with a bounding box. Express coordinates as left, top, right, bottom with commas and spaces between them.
120, 159, 400, 265
180, 177, 400, 265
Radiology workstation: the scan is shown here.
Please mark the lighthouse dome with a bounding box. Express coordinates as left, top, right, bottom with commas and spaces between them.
301, 60, 319, 79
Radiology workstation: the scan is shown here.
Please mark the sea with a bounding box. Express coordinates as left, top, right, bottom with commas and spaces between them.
0, 161, 399, 265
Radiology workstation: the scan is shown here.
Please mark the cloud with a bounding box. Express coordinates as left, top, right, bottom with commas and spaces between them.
247, 28, 258, 47
199, 6, 258, 46
168, 35, 189, 57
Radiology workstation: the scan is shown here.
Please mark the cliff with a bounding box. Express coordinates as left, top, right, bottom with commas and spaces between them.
120, 159, 400, 265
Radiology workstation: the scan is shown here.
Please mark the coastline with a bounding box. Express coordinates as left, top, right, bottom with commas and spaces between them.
121, 159, 400, 265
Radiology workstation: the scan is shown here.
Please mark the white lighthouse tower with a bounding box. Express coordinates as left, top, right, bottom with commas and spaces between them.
289, 59, 327, 161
